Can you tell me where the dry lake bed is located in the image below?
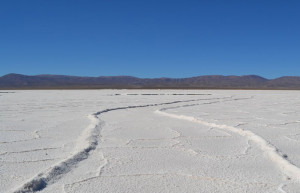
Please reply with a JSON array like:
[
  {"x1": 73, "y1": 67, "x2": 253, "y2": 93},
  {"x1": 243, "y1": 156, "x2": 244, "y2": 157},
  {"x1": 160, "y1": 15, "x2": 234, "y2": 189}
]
[{"x1": 1, "y1": 90, "x2": 300, "y2": 193}]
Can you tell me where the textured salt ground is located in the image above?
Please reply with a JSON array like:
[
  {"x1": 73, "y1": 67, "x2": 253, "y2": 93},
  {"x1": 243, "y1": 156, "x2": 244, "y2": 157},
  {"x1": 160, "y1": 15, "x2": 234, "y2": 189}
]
[
  {"x1": 158, "y1": 91, "x2": 300, "y2": 192},
  {"x1": 41, "y1": 107, "x2": 282, "y2": 193},
  {"x1": 1, "y1": 90, "x2": 300, "y2": 192},
  {"x1": 0, "y1": 90, "x2": 206, "y2": 192}
]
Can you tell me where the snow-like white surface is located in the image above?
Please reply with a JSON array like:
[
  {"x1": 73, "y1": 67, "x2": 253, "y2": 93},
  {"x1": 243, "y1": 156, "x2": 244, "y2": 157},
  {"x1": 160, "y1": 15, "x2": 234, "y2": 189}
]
[{"x1": 1, "y1": 90, "x2": 300, "y2": 192}]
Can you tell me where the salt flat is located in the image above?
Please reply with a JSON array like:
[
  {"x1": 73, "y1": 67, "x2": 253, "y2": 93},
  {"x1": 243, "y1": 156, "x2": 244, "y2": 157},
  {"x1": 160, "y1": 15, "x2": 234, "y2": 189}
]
[{"x1": 1, "y1": 90, "x2": 300, "y2": 193}]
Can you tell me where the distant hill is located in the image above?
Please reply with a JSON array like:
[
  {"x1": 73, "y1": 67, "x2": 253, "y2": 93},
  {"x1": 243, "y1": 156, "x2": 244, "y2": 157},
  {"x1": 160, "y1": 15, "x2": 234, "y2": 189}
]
[{"x1": 1, "y1": 73, "x2": 300, "y2": 89}]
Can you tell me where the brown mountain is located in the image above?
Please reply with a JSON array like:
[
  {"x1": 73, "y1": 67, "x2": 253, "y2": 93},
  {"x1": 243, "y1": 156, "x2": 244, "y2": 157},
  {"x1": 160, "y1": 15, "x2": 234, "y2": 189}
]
[{"x1": 0, "y1": 73, "x2": 300, "y2": 89}]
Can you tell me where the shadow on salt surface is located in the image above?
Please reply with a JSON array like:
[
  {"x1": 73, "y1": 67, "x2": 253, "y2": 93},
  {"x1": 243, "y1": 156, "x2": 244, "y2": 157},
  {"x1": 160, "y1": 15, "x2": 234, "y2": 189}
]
[
  {"x1": 0, "y1": 91, "x2": 15, "y2": 93},
  {"x1": 113, "y1": 93, "x2": 211, "y2": 96}
]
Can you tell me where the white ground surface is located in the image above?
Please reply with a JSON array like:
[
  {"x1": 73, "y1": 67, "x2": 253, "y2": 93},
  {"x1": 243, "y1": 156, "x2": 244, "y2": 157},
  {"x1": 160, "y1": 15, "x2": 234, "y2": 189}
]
[{"x1": 1, "y1": 90, "x2": 300, "y2": 193}]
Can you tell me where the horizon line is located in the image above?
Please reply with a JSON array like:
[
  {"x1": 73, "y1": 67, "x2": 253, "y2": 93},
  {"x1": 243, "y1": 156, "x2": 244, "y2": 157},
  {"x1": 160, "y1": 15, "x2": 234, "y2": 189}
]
[{"x1": 1, "y1": 73, "x2": 300, "y2": 80}]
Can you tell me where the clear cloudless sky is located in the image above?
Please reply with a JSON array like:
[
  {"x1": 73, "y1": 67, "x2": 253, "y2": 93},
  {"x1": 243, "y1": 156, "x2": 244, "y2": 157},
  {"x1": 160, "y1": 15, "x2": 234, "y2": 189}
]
[{"x1": 0, "y1": 0, "x2": 300, "y2": 78}]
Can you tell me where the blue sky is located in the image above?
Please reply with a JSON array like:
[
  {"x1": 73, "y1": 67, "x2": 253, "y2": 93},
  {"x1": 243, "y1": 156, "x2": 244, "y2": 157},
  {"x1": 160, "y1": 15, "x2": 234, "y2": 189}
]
[{"x1": 0, "y1": 0, "x2": 299, "y2": 78}]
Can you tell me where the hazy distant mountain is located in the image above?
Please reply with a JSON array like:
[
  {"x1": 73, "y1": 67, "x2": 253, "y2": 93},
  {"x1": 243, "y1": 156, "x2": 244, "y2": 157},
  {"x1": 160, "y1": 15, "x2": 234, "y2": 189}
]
[{"x1": 1, "y1": 73, "x2": 300, "y2": 89}]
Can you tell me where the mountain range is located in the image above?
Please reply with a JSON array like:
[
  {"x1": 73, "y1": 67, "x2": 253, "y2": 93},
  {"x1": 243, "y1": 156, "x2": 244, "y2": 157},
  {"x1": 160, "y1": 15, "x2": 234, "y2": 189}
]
[{"x1": 1, "y1": 73, "x2": 300, "y2": 89}]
